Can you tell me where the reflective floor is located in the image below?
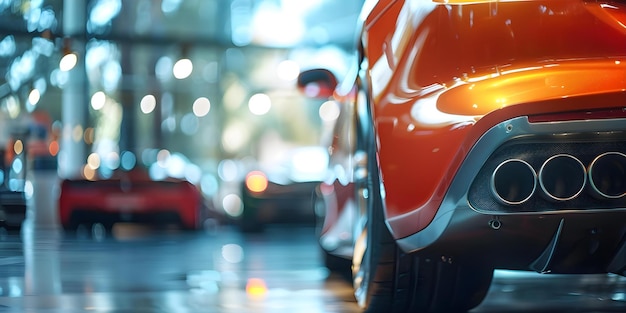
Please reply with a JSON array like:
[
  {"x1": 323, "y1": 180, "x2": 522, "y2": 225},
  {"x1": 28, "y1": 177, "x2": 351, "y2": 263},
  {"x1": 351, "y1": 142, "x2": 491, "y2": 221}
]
[{"x1": 0, "y1": 220, "x2": 624, "y2": 313}]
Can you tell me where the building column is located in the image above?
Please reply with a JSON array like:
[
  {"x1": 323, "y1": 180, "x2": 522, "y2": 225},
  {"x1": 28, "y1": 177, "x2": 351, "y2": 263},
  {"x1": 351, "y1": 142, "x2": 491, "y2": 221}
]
[{"x1": 59, "y1": 0, "x2": 88, "y2": 178}]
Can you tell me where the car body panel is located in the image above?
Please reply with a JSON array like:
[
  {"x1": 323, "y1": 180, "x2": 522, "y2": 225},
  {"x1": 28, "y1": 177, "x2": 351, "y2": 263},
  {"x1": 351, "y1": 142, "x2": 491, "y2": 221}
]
[
  {"x1": 361, "y1": 0, "x2": 626, "y2": 240},
  {"x1": 317, "y1": 174, "x2": 358, "y2": 260},
  {"x1": 307, "y1": 87, "x2": 360, "y2": 259},
  {"x1": 298, "y1": 0, "x2": 626, "y2": 310},
  {"x1": 299, "y1": 0, "x2": 626, "y2": 280}
]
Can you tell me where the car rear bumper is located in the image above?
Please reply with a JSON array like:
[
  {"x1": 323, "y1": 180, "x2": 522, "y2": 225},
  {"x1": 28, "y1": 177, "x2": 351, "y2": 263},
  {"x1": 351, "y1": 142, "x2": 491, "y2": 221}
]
[
  {"x1": 58, "y1": 179, "x2": 204, "y2": 230},
  {"x1": 416, "y1": 206, "x2": 626, "y2": 275},
  {"x1": 396, "y1": 114, "x2": 626, "y2": 274}
]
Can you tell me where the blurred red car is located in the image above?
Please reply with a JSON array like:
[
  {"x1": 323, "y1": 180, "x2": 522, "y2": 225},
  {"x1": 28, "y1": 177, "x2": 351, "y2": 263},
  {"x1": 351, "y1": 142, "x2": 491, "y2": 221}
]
[
  {"x1": 299, "y1": 0, "x2": 626, "y2": 312},
  {"x1": 59, "y1": 168, "x2": 209, "y2": 234}
]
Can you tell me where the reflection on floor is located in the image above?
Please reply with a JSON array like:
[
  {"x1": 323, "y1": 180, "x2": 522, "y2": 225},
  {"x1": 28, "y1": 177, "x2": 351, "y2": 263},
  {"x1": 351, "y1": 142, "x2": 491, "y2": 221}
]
[{"x1": 0, "y1": 221, "x2": 621, "y2": 312}]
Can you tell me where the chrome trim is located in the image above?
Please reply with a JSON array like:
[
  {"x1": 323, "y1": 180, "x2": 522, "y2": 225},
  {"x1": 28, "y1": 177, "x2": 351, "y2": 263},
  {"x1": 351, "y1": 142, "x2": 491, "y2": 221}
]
[
  {"x1": 588, "y1": 152, "x2": 626, "y2": 199},
  {"x1": 491, "y1": 159, "x2": 537, "y2": 205},
  {"x1": 538, "y1": 154, "x2": 586, "y2": 201}
]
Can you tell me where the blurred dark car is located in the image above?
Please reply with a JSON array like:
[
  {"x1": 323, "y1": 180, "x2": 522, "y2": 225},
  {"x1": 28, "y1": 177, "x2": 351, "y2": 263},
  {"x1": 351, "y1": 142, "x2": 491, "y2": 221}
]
[
  {"x1": 0, "y1": 132, "x2": 30, "y2": 231},
  {"x1": 238, "y1": 146, "x2": 328, "y2": 232},
  {"x1": 239, "y1": 170, "x2": 319, "y2": 232},
  {"x1": 299, "y1": 0, "x2": 626, "y2": 312},
  {"x1": 0, "y1": 189, "x2": 26, "y2": 231},
  {"x1": 59, "y1": 168, "x2": 211, "y2": 234}
]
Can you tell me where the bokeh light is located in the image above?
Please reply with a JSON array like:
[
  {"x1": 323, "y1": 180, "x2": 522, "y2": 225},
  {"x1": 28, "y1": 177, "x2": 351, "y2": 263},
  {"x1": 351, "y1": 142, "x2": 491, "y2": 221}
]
[
  {"x1": 248, "y1": 93, "x2": 271, "y2": 115},
  {"x1": 222, "y1": 193, "x2": 243, "y2": 217},
  {"x1": 218, "y1": 159, "x2": 240, "y2": 182},
  {"x1": 59, "y1": 53, "x2": 77, "y2": 71},
  {"x1": 28, "y1": 89, "x2": 40, "y2": 106},
  {"x1": 319, "y1": 100, "x2": 340, "y2": 121},
  {"x1": 83, "y1": 164, "x2": 97, "y2": 181},
  {"x1": 11, "y1": 158, "x2": 22, "y2": 174},
  {"x1": 13, "y1": 140, "x2": 23, "y2": 155},
  {"x1": 91, "y1": 91, "x2": 106, "y2": 110},
  {"x1": 120, "y1": 151, "x2": 136, "y2": 170},
  {"x1": 245, "y1": 171, "x2": 268, "y2": 193},
  {"x1": 192, "y1": 97, "x2": 211, "y2": 117},
  {"x1": 173, "y1": 58, "x2": 193, "y2": 79},
  {"x1": 87, "y1": 153, "x2": 101, "y2": 170},
  {"x1": 72, "y1": 125, "x2": 83, "y2": 143},
  {"x1": 221, "y1": 244, "x2": 244, "y2": 263},
  {"x1": 140, "y1": 94, "x2": 157, "y2": 114},
  {"x1": 246, "y1": 278, "x2": 268, "y2": 299}
]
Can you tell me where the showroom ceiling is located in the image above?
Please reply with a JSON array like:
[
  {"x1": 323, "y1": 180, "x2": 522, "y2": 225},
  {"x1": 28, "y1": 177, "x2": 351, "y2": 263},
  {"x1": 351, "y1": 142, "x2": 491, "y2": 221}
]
[{"x1": 0, "y1": 0, "x2": 365, "y2": 49}]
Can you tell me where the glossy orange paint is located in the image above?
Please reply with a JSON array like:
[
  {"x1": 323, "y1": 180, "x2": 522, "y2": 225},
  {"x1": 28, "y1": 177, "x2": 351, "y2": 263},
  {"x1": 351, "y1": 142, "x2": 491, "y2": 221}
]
[{"x1": 363, "y1": 0, "x2": 626, "y2": 239}]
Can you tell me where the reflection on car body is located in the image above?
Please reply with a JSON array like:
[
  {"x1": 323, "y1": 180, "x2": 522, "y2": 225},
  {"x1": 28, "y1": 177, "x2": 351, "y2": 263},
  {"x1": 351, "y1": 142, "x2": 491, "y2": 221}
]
[
  {"x1": 58, "y1": 168, "x2": 210, "y2": 234},
  {"x1": 299, "y1": 0, "x2": 626, "y2": 312}
]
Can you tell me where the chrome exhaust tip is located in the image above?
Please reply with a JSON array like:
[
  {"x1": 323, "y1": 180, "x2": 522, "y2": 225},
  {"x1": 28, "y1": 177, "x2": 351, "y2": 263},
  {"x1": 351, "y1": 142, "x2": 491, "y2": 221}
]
[
  {"x1": 491, "y1": 159, "x2": 537, "y2": 205},
  {"x1": 588, "y1": 152, "x2": 626, "y2": 199},
  {"x1": 538, "y1": 154, "x2": 586, "y2": 201}
]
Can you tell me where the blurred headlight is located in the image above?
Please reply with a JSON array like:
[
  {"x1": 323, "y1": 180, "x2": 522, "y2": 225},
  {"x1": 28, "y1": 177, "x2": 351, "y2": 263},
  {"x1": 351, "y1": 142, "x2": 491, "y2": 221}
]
[{"x1": 245, "y1": 171, "x2": 268, "y2": 193}]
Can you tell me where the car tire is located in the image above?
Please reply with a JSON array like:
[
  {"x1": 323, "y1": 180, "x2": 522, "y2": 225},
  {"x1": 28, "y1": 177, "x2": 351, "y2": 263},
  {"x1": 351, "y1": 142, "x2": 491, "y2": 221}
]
[
  {"x1": 352, "y1": 142, "x2": 403, "y2": 311},
  {"x1": 353, "y1": 138, "x2": 494, "y2": 312},
  {"x1": 64, "y1": 221, "x2": 113, "y2": 239}
]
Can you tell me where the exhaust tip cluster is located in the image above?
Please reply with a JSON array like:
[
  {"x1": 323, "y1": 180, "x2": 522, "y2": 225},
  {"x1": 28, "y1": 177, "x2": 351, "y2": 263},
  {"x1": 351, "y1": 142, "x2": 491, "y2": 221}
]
[{"x1": 491, "y1": 152, "x2": 626, "y2": 205}]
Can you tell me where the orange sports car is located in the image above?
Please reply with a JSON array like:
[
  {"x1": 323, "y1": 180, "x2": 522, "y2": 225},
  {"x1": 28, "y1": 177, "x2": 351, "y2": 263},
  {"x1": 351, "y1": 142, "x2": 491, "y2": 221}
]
[{"x1": 299, "y1": 0, "x2": 626, "y2": 312}]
